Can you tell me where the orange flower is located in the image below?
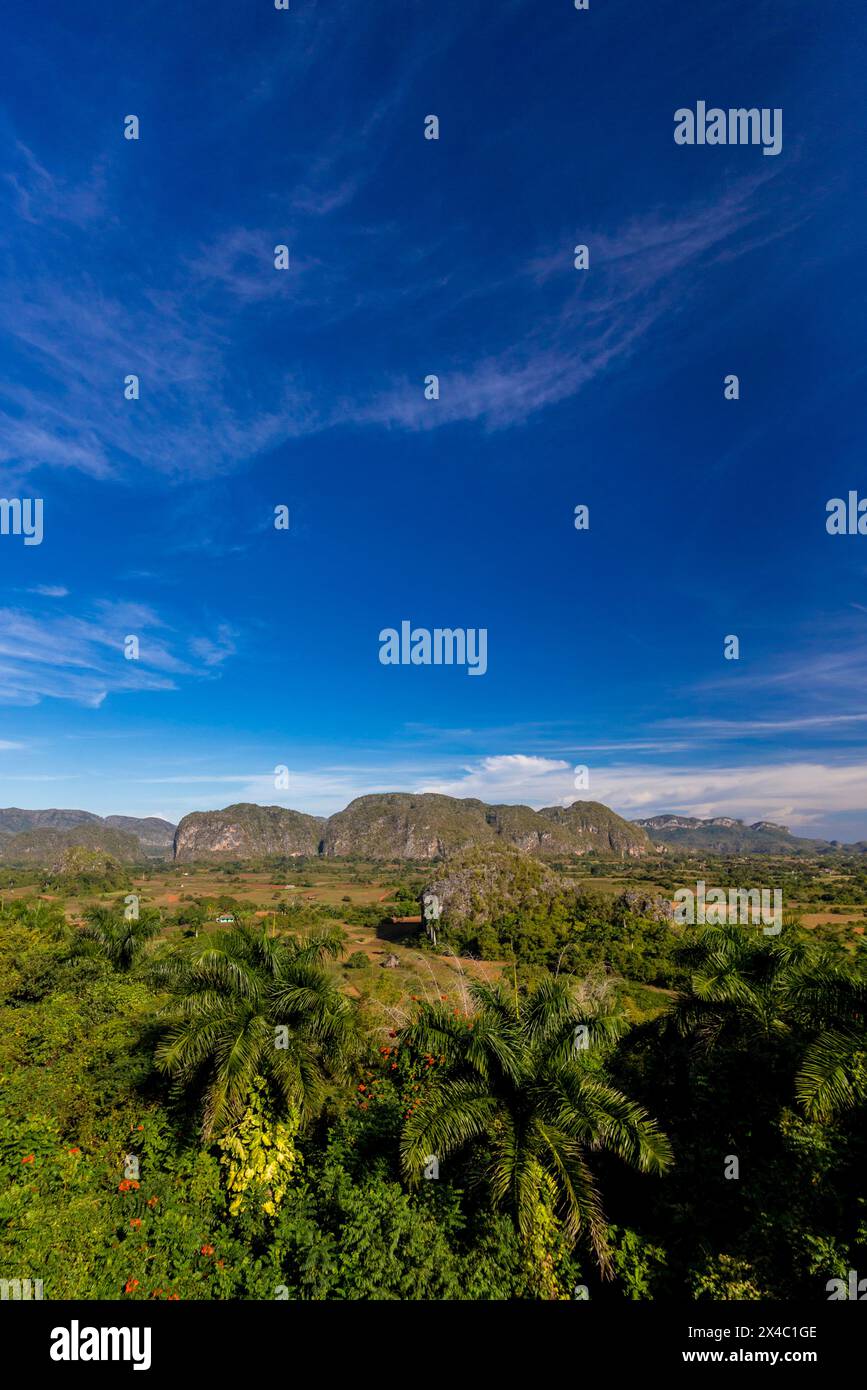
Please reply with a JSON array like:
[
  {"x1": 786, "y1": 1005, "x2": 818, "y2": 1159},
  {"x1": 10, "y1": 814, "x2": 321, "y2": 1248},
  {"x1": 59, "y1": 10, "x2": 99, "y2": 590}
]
[
  {"x1": 391, "y1": 1062, "x2": 398, "y2": 1070},
  {"x1": 147, "y1": 1196, "x2": 159, "y2": 1208},
  {"x1": 68, "y1": 1147, "x2": 81, "y2": 1156},
  {"x1": 124, "y1": 1278, "x2": 139, "y2": 1293},
  {"x1": 216, "y1": 1260, "x2": 225, "y2": 1269},
  {"x1": 358, "y1": 1084, "x2": 366, "y2": 1092},
  {"x1": 21, "y1": 1154, "x2": 34, "y2": 1164},
  {"x1": 200, "y1": 1244, "x2": 215, "y2": 1257},
  {"x1": 130, "y1": 1218, "x2": 142, "y2": 1229}
]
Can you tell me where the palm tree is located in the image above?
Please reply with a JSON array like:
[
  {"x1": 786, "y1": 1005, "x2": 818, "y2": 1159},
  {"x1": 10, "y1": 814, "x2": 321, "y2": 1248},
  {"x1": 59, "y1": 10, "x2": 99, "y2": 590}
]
[
  {"x1": 2, "y1": 897, "x2": 69, "y2": 940},
  {"x1": 666, "y1": 922, "x2": 808, "y2": 1049},
  {"x1": 790, "y1": 963, "x2": 867, "y2": 1120},
  {"x1": 665, "y1": 923, "x2": 867, "y2": 1123},
  {"x1": 74, "y1": 905, "x2": 161, "y2": 971},
  {"x1": 398, "y1": 976, "x2": 671, "y2": 1283},
  {"x1": 155, "y1": 921, "x2": 354, "y2": 1139}
]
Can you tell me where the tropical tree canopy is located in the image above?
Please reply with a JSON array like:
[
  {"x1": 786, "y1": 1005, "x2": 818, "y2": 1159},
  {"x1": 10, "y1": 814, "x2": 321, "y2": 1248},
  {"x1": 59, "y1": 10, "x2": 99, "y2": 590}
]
[
  {"x1": 74, "y1": 904, "x2": 162, "y2": 972},
  {"x1": 155, "y1": 921, "x2": 355, "y2": 1138},
  {"x1": 398, "y1": 975, "x2": 672, "y2": 1278}
]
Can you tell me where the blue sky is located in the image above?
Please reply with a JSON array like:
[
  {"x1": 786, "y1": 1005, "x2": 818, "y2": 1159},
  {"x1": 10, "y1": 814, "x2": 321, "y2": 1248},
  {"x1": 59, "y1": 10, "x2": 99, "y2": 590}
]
[{"x1": 1, "y1": 0, "x2": 866, "y2": 838}]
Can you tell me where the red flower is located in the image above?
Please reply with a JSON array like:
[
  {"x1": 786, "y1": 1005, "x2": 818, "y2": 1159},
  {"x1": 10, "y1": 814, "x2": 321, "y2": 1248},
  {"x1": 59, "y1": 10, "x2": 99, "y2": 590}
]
[
  {"x1": 21, "y1": 1154, "x2": 34, "y2": 1164},
  {"x1": 124, "y1": 1279, "x2": 139, "y2": 1293},
  {"x1": 68, "y1": 1147, "x2": 81, "y2": 1156},
  {"x1": 358, "y1": 1084, "x2": 366, "y2": 1092},
  {"x1": 200, "y1": 1244, "x2": 215, "y2": 1257},
  {"x1": 130, "y1": 1218, "x2": 142, "y2": 1229},
  {"x1": 391, "y1": 1062, "x2": 398, "y2": 1070}
]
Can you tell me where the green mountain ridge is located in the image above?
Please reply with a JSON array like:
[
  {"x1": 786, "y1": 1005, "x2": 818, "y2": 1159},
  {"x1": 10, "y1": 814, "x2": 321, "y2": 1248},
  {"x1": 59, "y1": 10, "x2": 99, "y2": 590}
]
[
  {"x1": 0, "y1": 824, "x2": 143, "y2": 865},
  {"x1": 0, "y1": 800, "x2": 857, "y2": 866},
  {"x1": 0, "y1": 808, "x2": 175, "y2": 858},
  {"x1": 175, "y1": 793, "x2": 652, "y2": 862},
  {"x1": 632, "y1": 814, "x2": 835, "y2": 854},
  {"x1": 173, "y1": 803, "x2": 325, "y2": 861}
]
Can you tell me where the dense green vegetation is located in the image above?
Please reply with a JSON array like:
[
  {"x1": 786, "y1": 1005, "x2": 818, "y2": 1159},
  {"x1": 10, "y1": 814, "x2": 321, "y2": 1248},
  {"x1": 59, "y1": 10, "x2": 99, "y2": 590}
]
[{"x1": 1, "y1": 869, "x2": 865, "y2": 1301}]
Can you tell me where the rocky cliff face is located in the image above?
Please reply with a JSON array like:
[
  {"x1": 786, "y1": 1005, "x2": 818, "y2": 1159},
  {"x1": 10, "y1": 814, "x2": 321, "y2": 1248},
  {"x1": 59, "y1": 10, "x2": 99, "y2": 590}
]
[
  {"x1": 320, "y1": 794, "x2": 493, "y2": 859},
  {"x1": 421, "y1": 844, "x2": 566, "y2": 930},
  {"x1": 319, "y1": 793, "x2": 650, "y2": 861},
  {"x1": 172, "y1": 793, "x2": 650, "y2": 862},
  {"x1": 173, "y1": 803, "x2": 325, "y2": 861},
  {"x1": 537, "y1": 801, "x2": 652, "y2": 857}
]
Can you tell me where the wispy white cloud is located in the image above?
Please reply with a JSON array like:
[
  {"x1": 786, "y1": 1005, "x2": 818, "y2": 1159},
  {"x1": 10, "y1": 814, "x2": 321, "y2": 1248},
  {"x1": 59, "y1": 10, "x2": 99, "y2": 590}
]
[
  {"x1": 0, "y1": 600, "x2": 238, "y2": 708},
  {"x1": 348, "y1": 177, "x2": 793, "y2": 433},
  {"x1": 421, "y1": 753, "x2": 867, "y2": 830},
  {"x1": 661, "y1": 712, "x2": 867, "y2": 736},
  {"x1": 2, "y1": 141, "x2": 107, "y2": 228},
  {"x1": 0, "y1": 124, "x2": 795, "y2": 486},
  {"x1": 118, "y1": 749, "x2": 867, "y2": 830},
  {"x1": 189, "y1": 625, "x2": 238, "y2": 668}
]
